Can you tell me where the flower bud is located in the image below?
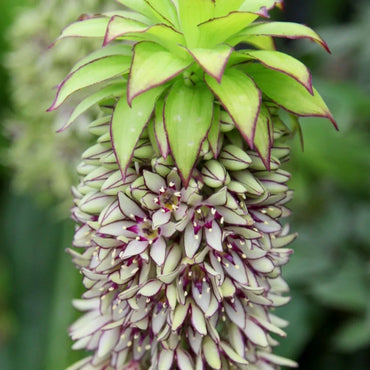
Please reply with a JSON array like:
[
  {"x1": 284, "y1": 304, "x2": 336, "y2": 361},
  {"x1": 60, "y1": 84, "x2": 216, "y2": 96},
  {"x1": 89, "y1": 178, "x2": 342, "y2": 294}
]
[
  {"x1": 201, "y1": 160, "x2": 230, "y2": 188},
  {"x1": 247, "y1": 152, "x2": 280, "y2": 171},
  {"x1": 134, "y1": 139, "x2": 155, "y2": 159},
  {"x1": 127, "y1": 176, "x2": 147, "y2": 202},
  {"x1": 220, "y1": 111, "x2": 234, "y2": 132},
  {"x1": 219, "y1": 144, "x2": 252, "y2": 171},
  {"x1": 88, "y1": 116, "x2": 110, "y2": 136},
  {"x1": 151, "y1": 156, "x2": 175, "y2": 177}
]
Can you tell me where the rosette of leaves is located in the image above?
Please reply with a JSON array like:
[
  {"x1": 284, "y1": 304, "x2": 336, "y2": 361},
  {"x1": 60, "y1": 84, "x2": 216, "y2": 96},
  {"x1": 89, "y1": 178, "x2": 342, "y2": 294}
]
[
  {"x1": 48, "y1": 1, "x2": 337, "y2": 369},
  {"x1": 4, "y1": 0, "x2": 109, "y2": 210}
]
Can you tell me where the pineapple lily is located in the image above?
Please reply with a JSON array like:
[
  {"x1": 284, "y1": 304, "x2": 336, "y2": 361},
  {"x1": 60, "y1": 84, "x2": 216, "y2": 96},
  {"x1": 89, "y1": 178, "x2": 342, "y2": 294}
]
[{"x1": 48, "y1": 0, "x2": 337, "y2": 369}]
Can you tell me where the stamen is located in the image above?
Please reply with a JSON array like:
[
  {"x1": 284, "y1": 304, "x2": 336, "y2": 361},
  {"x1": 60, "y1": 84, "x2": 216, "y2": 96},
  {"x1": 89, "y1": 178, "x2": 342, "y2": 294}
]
[
  {"x1": 145, "y1": 345, "x2": 151, "y2": 350},
  {"x1": 169, "y1": 181, "x2": 175, "y2": 187},
  {"x1": 159, "y1": 187, "x2": 165, "y2": 193},
  {"x1": 211, "y1": 208, "x2": 216, "y2": 215},
  {"x1": 174, "y1": 191, "x2": 181, "y2": 197}
]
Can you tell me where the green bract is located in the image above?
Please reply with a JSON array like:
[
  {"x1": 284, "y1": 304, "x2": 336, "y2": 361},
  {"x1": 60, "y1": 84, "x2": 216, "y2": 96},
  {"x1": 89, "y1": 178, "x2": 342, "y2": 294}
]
[
  {"x1": 49, "y1": 0, "x2": 336, "y2": 184},
  {"x1": 49, "y1": 1, "x2": 337, "y2": 369}
]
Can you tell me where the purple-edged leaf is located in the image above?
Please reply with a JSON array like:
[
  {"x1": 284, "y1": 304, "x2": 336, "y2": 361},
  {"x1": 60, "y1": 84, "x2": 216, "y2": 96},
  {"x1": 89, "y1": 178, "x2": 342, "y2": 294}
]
[
  {"x1": 147, "y1": 119, "x2": 161, "y2": 156},
  {"x1": 207, "y1": 104, "x2": 221, "y2": 158},
  {"x1": 53, "y1": 17, "x2": 109, "y2": 44},
  {"x1": 178, "y1": 0, "x2": 215, "y2": 48},
  {"x1": 164, "y1": 81, "x2": 214, "y2": 185},
  {"x1": 145, "y1": 0, "x2": 180, "y2": 28},
  {"x1": 103, "y1": 15, "x2": 148, "y2": 45},
  {"x1": 243, "y1": 35, "x2": 276, "y2": 50},
  {"x1": 71, "y1": 44, "x2": 132, "y2": 73},
  {"x1": 59, "y1": 83, "x2": 125, "y2": 132},
  {"x1": 240, "y1": 50, "x2": 313, "y2": 92},
  {"x1": 239, "y1": 0, "x2": 283, "y2": 12},
  {"x1": 154, "y1": 98, "x2": 170, "y2": 158},
  {"x1": 230, "y1": 21, "x2": 330, "y2": 52},
  {"x1": 214, "y1": 0, "x2": 244, "y2": 17},
  {"x1": 198, "y1": 11, "x2": 267, "y2": 48},
  {"x1": 128, "y1": 42, "x2": 191, "y2": 104},
  {"x1": 205, "y1": 68, "x2": 261, "y2": 148},
  {"x1": 48, "y1": 55, "x2": 130, "y2": 111},
  {"x1": 254, "y1": 105, "x2": 272, "y2": 170},
  {"x1": 245, "y1": 64, "x2": 337, "y2": 128},
  {"x1": 187, "y1": 44, "x2": 233, "y2": 82},
  {"x1": 111, "y1": 85, "x2": 166, "y2": 179},
  {"x1": 116, "y1": 0, "x2": 158, "y2": 21}
]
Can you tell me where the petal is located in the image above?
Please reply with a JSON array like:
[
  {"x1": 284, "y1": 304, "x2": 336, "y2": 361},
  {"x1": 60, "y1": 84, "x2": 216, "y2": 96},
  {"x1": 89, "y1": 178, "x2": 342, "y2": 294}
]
[
  {"x1": 121, "y1": 240, "x2": 148, "y2": 259},
  {"x1": 118, "y1": 192, "x2": 146, "y2": 219},
  {"x1": 204, "y1": 187, "x2": 228, "y2": 206},
  {"x1": 191, "y1": 304, "x2": 207, "y2": 335},
  {"x1": 150, "y1": 237, "x2": 167, "y2": 266},
  {"x1": 205, "y1": 221, "x2": 223, "y2": 252},
  {"x1": 158, "y1": 349, "x2": 174, "y2": 370},
  {"x1": 152, "y1": 209, "x2": 171, "y2": 229},
  {"x1": 184, "y1": 223, "x2": 202, "y2": 258},
  {"x1": 143, "y1": 170, "x2": 167, "y2": 193},
  {"x1": 161, "y1": 221, "x2": 177, "y2": 237},
  {"x1": 139, "y1": 279, "x2": 163, "y2": 297}
]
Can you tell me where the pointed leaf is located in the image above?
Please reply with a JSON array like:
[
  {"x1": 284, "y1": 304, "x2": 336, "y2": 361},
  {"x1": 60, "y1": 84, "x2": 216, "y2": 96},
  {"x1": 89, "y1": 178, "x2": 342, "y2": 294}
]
[
  {"x1": 240, "y1": 50, "x2": 313, "y2": 92},
  {"x1": 116, "y1": 0, "x2": 158, "y2": 21},
  {"x1": 129, "y1": 24, "x2": 186, "y2": 55},
  {"x1": 202, "y1": 336, "x2": 221, "y2": 369},
  {"x1": 128, "y1": 42, "x2": 191, "y2": 104},
  {"x1": 245, "y1": 64, "x2": 337, "y2": 128},
  {"x1": 145, "y1": 0, "x2": 180, "y2": 28},
  {"x1": 254, "y1": 105, "x2": 272, "y2": 169},
  {"x1": 59, "y1": 83, "x2": 125, "y2": 132},
  {"x1": 239, "y1": 0, "x2": 283, "y2": 12},
  {"x1": 103, "y1": 15, "x2": 148, "y2": 45},
  {"x1": 187, "y1": 44, "x2": 233, "y2": 82},
  {"x1": 154, "y1": 98, "x2": 170, "y2": 158},
  {"x1": 71, "y1": 44, "x2": 132, "y2": 73},
  {"x1": 198, "y1": 11, "x2": 266, "y2": 48},
  {"x1": 207, "y1": 104, "x2": 221, "y2": 157},
  {"x1": 205, "y1": 68, "x2": 261, "y2": 148},
  {"x1": 53, "y1": 17, "x2": 109, "y2": 44},
  {"x1": 230, "y1": 21, "x2": 330, "y2": 52},
  {"x1": 214, "y1": 0, "x2": 244, "y2": 17},
  {"x1": 178, "y1": 0, "x2": 215, "y2": 48},
  {"x1": 243, "y1": 35, "x2": 276, "y2": 50},
  {"x1": 164, "y1": 81, "x2": 214, "y2": 184},
  {"x1": 48, "y1": 55, "x2": 130, "y2": 110},
  {"x1": 111, "y1": 86, "x2": 166, "y2": 179}
]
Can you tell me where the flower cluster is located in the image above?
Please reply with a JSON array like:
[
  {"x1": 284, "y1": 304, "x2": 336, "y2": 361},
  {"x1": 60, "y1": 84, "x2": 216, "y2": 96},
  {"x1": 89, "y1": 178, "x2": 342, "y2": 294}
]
[
  {"x1": 47, "y1": 0, "x2": 336, "y2": 368},
  {"x1": 68, "y1": 108, "x2": 298, "y2": 369}
]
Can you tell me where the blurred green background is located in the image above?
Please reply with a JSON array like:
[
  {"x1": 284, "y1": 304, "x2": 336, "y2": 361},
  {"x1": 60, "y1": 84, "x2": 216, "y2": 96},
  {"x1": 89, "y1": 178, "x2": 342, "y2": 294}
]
[{"x1": 0, "y1": 0, "x2": 369, "y2": 369}]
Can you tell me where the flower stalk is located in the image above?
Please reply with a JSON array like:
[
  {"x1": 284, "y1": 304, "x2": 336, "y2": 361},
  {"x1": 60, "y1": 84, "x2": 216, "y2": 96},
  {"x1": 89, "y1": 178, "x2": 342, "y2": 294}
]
[{"x1": 49, "y1": 1, "x2": 336, "y2": 369}]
